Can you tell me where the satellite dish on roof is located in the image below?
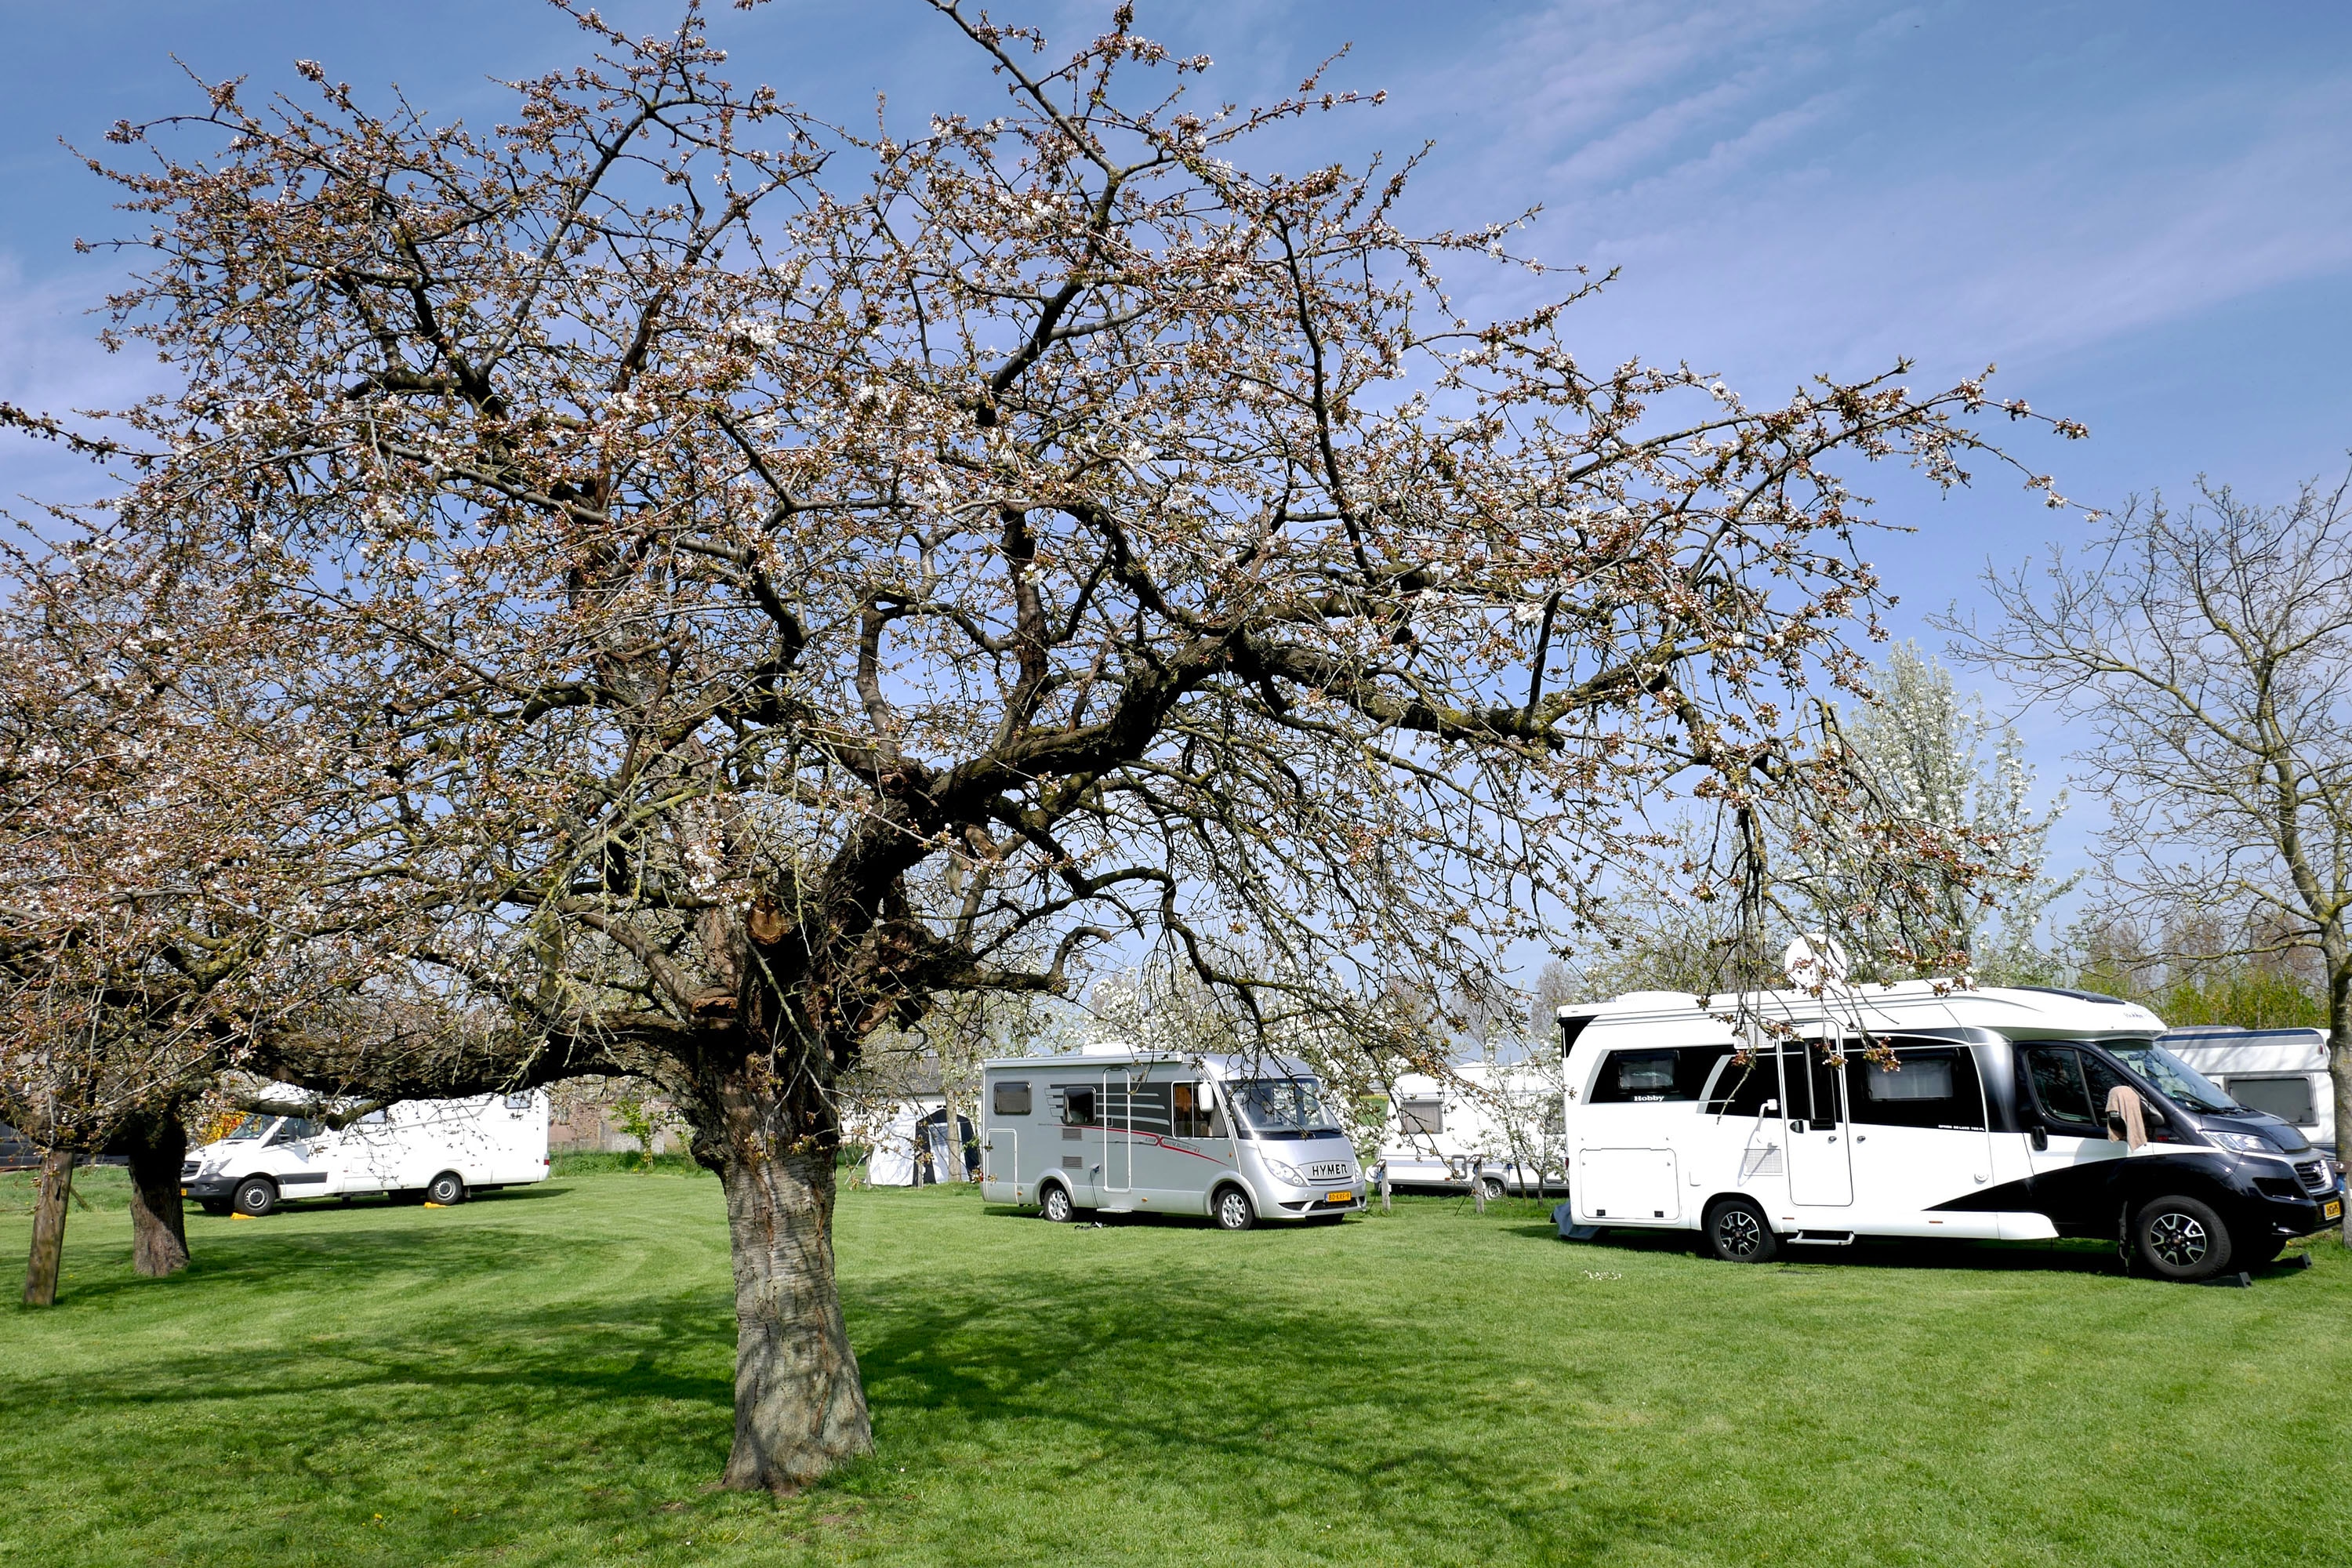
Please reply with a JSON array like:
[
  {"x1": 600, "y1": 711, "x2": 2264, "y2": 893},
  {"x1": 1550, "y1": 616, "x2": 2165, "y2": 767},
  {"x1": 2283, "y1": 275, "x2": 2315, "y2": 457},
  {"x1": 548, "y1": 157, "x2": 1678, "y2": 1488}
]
[{"x1": 1782, "y1": 933, "x2": 1850, "y2": 988}]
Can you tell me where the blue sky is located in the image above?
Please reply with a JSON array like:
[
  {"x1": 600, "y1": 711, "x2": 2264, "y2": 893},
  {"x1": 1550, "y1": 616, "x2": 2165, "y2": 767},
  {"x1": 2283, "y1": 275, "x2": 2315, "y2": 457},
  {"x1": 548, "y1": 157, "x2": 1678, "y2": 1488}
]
[{"x1": 3, "y1": 0, "x2": 2348, "y2": 892}]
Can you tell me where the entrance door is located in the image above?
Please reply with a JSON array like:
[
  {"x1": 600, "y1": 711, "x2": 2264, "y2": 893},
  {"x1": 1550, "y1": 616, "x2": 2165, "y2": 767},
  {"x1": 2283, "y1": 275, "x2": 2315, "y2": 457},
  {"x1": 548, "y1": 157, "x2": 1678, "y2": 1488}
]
[
  {"x1": 1101, "y1": 1069, "x2": 1134, "y2": 1200},
  {"x1": 1780, "y1": 1035, "x2": 1853, "y2": 1207}
]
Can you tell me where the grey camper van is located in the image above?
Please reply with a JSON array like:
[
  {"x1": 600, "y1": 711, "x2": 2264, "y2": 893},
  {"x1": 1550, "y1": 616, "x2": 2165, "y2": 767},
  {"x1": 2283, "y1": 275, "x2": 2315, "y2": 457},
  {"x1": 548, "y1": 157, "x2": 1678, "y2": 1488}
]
[{"x1": 979, "y1": 1050, "x2": 1367, "y2": 1229}]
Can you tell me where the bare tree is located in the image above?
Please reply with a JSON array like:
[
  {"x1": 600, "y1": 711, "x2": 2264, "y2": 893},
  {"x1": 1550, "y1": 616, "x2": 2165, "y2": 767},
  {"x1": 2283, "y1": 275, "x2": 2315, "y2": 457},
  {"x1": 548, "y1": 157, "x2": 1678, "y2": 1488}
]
[
  {"x1": 0, "y1": 525, "x2": 332, "y2": 1296},
  {"x1": 6, "y1": 1, "x2": 2068, "y2": 1486},
  {"x1": 1955, "y1": 475, "x2": 2352, "y2": 1237}
]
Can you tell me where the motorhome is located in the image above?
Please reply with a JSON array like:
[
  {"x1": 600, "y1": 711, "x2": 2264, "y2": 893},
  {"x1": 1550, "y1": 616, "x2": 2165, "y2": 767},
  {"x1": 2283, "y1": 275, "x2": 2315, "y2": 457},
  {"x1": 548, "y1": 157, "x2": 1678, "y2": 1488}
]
[
  {"x1": 1555, "y1": 982, "x2": 2341, "y2": 1281},
  {"x1": 1374, "y1": 1060, "x2": 1565, "y2": 1197},
  {"x1": 979, "y1": 1050, "x2": 1366, "y2": 1229},
  {"x1": 2161, "y1": 1026, "x2": 2338, "y2": 1153},
  {"x1": 180, "y1": 1091, "x2": 551, "y2": 1216}
]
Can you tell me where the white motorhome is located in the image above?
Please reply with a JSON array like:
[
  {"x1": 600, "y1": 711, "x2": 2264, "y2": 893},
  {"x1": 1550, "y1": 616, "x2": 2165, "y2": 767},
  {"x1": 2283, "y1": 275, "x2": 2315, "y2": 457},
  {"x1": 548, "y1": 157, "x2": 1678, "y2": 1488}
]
[
  {"x1": 1375, "y1": 1060, "x2": 1565, "y2": 1197},
  {"x1": 181, "y1": 1091, "x2": 551, "y2": 1216},
  {"x1": 979, "y1": 1050, "x2": 1366, "y2": 1229},
  {"x1": 2161, "y1": 1026, "x2": 2337, "y2": 1153},
  {"x1": 1556, "y1": 983, "x2": 2341, "y2": 1281}
]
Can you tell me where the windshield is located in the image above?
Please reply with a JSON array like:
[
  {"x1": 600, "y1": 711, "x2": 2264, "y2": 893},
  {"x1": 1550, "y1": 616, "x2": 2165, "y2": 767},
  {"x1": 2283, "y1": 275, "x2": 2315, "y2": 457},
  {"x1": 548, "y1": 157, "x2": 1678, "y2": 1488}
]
[
  {"x1": 2102, "y1": 1043, "x2": 2242, "y2": 1116},
  {"x1": 222, "y1": 1115, "x2": 277, "y2": 1142},
  {"x1": 1229, "y1": 1078, "x2": 1341, "y2": 1137}
]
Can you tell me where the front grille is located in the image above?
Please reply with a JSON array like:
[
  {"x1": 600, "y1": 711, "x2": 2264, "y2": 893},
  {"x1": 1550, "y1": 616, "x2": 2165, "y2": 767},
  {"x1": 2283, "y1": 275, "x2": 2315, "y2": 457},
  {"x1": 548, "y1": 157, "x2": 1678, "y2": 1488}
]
[
  {"x1": 180, "y1": 1160, "x2": 199, "y2": 1179},
  {"x1": 2295, "y1": 1159, "x2": 2332, "y2": 1194}
]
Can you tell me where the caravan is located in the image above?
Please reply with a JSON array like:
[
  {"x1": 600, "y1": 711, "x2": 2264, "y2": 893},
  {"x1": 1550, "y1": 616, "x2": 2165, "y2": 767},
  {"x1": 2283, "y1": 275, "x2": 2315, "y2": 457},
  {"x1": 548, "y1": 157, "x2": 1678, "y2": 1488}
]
[
  {"x1": 1556, "y1": 982, "x2": 2342, "y2": 1281},
  {"x1": 2161, "y1": 1026, "x2": 2338, "y2": 1153},
  {"x1": 979, "y1": 1050, "x2": 1366, "y2": 1229},
  {"x1": 181, "y1": 1092, "x2": 550, "y2": 1215},
  {"x1": 1374, "y1": 1061, "x2": 1565, "y2": 1196}
]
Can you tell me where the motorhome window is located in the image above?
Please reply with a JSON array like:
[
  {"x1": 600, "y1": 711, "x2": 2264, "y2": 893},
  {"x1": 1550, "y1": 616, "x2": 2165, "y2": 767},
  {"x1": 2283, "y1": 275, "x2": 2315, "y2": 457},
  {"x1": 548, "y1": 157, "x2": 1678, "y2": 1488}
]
[
  {"x1": 1777, "y1": 1040, "x2": 1844, "y2": 1130},
  {"x1": 1591, "y1": 1047, "x2": 1730, "y2": 1105},
  {"x1": 2226, "y1": 1075, "x2": 2317, "y2": 1125},
  {"x1": 2077, "y1": 1048, "x2": 2184, "y2": 1141},
  {"x1": 223, "y1": 1115, "x2": 274, "y2": 1141},
  {"x1": 1172, "y1": 1082, "x2": 1219, "y2": 1138},
  {"x1": 1398, "y1": 1099, "x2": 1444, "y2": 1135},
  {"x1": 2102, "y1": 1043, "x2": 2240, "y2": 1115},
  {"x1": 1057, "y1": 1086, "x2": 1098, "y2": 1127},
  {"x1": 993, "y1": 1081, "x2": 1033, "y2": 1118},
  {"x1": 1229, "y1": 1079, "x2": 1341, "y2": 1138},
  {"x1": 1110, "y1": 1081, "x2": 1174, "y2": 1136},
  {"x1": 1704, "y1": 1055, "x2": 1774, "y2": 1116},
  {"x1": 1540, "y1": 1097, "x2": 1566, "y2": 1135},
  {"x1": 502, "y1": 1093, "x2": 534, "y2": 1110},
  {"x1": 1846, "y1": 1047, "x2": 1986, "y2": 1131},
  {"x1": 2022, "y1": 1047, "x2": 2098, "y2": 1129}
]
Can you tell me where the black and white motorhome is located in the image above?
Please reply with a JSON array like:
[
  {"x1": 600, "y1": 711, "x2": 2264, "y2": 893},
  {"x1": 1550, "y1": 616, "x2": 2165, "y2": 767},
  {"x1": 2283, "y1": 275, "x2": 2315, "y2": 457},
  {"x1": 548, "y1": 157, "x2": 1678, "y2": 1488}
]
[
  {"x1": 2161, "y1": 1025, "x2": 2338, "y2": 1154},
  {"x1": 1556, "y1": 982, "x2": 2343, "y2": 1281},
  {"x1": 979, "y1": 1050, "x2": 1366, "y2": 1229}
]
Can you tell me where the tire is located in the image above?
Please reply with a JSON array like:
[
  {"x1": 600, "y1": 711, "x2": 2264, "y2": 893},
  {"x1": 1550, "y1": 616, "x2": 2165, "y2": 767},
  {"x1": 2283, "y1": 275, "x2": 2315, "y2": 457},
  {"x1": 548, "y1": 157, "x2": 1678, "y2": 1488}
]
[
  {"x1": 198, "y1": 1200, "x2": 231, "y2": 1217},
  {"x1": 1212, "y1": 1185, "x2": 1257, "y2": 1232},
  {"x1": 1705, "y1": 1196, "x2": 1778, "y2": 1263},
  {"x1": 231, "y1": 1177, "x2": 279, "y2": 1217},
  {"x1": 425, "y1": 1171, "x2": 466, "y2": 1207},
  {"x1": 1039, "y1": 1182, "x2": 1074, "y2": 1223},
  {"x1": 2133, "y1": 1194, "x2": 2234, "y2": 1282},
  {"x1": 1479, "y1": 1175, "x2": 1507, "y2": 1201}
]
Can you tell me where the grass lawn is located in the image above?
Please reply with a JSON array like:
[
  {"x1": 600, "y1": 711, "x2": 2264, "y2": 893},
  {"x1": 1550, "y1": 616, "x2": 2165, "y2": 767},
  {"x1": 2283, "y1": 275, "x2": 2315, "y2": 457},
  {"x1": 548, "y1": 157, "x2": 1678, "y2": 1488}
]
[{"x1": 3, "y1": 1165, "x2": 2349, "y2": 1566}]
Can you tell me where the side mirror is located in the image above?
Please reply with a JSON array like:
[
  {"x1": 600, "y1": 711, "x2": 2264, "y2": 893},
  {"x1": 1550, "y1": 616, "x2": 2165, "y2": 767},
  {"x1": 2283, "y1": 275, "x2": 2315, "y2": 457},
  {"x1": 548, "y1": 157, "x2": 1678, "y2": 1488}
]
[
  {"x1": 2103, "y1": 1111, "x2": 2128, "y2": 1137},
  {"x1": 2028, "y1": 1123, "x2": 2049, "y2": 1152}
]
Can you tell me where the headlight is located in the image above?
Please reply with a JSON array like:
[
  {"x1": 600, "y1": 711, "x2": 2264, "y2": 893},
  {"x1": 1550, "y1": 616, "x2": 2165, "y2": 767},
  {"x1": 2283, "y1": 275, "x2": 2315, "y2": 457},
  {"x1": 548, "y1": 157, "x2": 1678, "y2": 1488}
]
[
  {"x1": 1263, "y1": 1157, "x2": 1305, "y2": 1185},
  {"x1": 2204, "y1": 1129, "x2": 2274, "y2": 1155}
]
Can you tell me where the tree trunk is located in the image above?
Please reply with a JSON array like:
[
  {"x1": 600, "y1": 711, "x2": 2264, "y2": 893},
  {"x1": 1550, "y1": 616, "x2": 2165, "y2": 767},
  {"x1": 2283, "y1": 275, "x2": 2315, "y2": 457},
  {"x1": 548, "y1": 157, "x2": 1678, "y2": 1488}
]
[
  {"x1": 123, "y1": 1109, "x2": 192, "y2": 1278},
  {"x1": 22, "y1": 1149, "x2": 74, "y2": 1306},
  {"x1": 713, "y1": 1138, "x2": 873, "y2": 1490},
  {"x1": 2331, "y1": 1025, "x2": 2351, "y2": 1248}
]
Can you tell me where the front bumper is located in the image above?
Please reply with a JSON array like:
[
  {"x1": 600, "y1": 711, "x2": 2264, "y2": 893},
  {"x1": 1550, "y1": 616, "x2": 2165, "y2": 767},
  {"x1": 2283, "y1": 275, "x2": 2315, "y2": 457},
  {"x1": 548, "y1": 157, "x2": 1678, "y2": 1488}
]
[
  {"x1": 1272, "y1": 1185, "x2": 1367, "y2": 1217},
  {"x1": 2238, "y1": 1174, "x2": 2340, "y2": 1238},
  {"x1": 181, "y1": 1175, "x2": 234, "y2": 1199}
]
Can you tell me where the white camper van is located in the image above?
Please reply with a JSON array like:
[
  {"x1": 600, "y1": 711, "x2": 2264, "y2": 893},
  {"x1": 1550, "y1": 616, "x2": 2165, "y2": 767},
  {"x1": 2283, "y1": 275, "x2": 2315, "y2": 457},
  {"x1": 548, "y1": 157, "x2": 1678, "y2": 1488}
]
[
  {"x1": 181, "y1": 1091, "x2": 551, "y2": 1216},
  {"x1": 1376, "y1": 1061, "x2": 1565, "y2": 1197},
  {"x1": 2161, "y1": 1026, "x2": 2338, "y2": 1153},
  {"x1": 1556, "y1": 983, "x2": 2341, "y2": 1281},
  {"x1": 979, "y1": 1051, "x2": 1366, "y2": 1229}
]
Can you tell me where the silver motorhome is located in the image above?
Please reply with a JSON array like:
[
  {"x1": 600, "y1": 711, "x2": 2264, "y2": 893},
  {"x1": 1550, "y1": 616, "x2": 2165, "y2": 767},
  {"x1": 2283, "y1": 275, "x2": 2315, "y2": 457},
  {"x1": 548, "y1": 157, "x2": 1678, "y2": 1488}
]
[
  {"x1": 1556, "y1": 982, "x2": 2340, "y2": 1281},
  {"x1": 979, "y1": 1051, "x2": 1366, "y2": 1229}
]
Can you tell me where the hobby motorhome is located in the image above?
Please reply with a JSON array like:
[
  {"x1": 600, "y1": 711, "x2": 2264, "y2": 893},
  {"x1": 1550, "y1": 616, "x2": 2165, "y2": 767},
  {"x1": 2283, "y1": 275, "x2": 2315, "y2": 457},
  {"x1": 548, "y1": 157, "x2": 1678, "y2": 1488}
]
[
  {"x1": 1556, "y1": 983, "x2": 2340, "y2": 1281},
  {"x1": 979, "y1": 1051, "x2": 1366, "y2": 1229},
  {"x1": 181, "y1": 1091, "x2": 550, "y2": 1215},
  {"x1": 2161, "y1": 1026, "x2": 2339, "y2": 1154}
]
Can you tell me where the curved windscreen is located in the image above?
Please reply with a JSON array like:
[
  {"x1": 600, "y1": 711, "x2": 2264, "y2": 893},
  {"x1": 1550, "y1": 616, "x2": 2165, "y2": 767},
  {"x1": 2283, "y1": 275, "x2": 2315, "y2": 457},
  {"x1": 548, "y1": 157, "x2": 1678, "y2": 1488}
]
[
  {"x1": 1228, "y1": 1078, "x2": 1341, "y2": 1138},
  {"x1": 2102, "y1": 1041, "x2": 2242, "y2": 1115}
]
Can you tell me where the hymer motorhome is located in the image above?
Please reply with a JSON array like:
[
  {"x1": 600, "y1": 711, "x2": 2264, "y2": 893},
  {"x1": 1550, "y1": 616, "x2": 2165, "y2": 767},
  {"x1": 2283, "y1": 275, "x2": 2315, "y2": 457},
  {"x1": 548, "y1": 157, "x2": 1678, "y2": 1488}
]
[
  {"x1": 979, "y1": 1051, "x2": 1367, "y2": 1229},
  {"x1": 1556, "y1": 982, "x2": 2342, "y2": 1281}
]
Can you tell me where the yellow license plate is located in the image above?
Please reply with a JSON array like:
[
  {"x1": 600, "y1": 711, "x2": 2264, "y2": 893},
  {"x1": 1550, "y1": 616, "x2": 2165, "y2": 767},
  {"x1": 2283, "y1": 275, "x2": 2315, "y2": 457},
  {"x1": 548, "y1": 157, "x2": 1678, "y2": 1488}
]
[
  {"x1": 2327, "y1": 1200, "x2": 2343, "y2": 1221},
  {"x1": 1327, "y1": 1191, "x2": 1352, "y2": 1203}
]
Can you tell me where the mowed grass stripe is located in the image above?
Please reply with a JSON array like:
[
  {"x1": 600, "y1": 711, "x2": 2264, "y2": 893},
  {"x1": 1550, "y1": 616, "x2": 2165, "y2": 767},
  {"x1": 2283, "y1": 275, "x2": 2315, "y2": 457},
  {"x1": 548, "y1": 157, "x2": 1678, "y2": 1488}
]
[{"x1": 2, "y1": 1167, "x2": 2346, "y2": 1566}]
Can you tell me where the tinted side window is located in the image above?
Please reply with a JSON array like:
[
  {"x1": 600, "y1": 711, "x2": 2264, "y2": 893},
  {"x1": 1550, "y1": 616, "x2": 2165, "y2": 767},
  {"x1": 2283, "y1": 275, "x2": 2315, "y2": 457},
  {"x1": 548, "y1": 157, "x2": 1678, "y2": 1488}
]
[
  {"x1": 993, "y1": 1081, "x2": 1032, "y2": 1117},
  {"x1": 1588, "y1": 1047, "x2": 1733, "y2": 1105},
  {"x1": 1846, "y1": 1046, "x2": 1986, "y2": 1131},
  {"x1": 1706, "y1": 1054, "x2": 1776, "y2": 1116},
  {"x1": 2023, "y1": 1046, "x2": 2098, "y2": 1128},
  {"x1": 2080, "y1": 1050, "x2": 2180, "y2": 1142}
]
